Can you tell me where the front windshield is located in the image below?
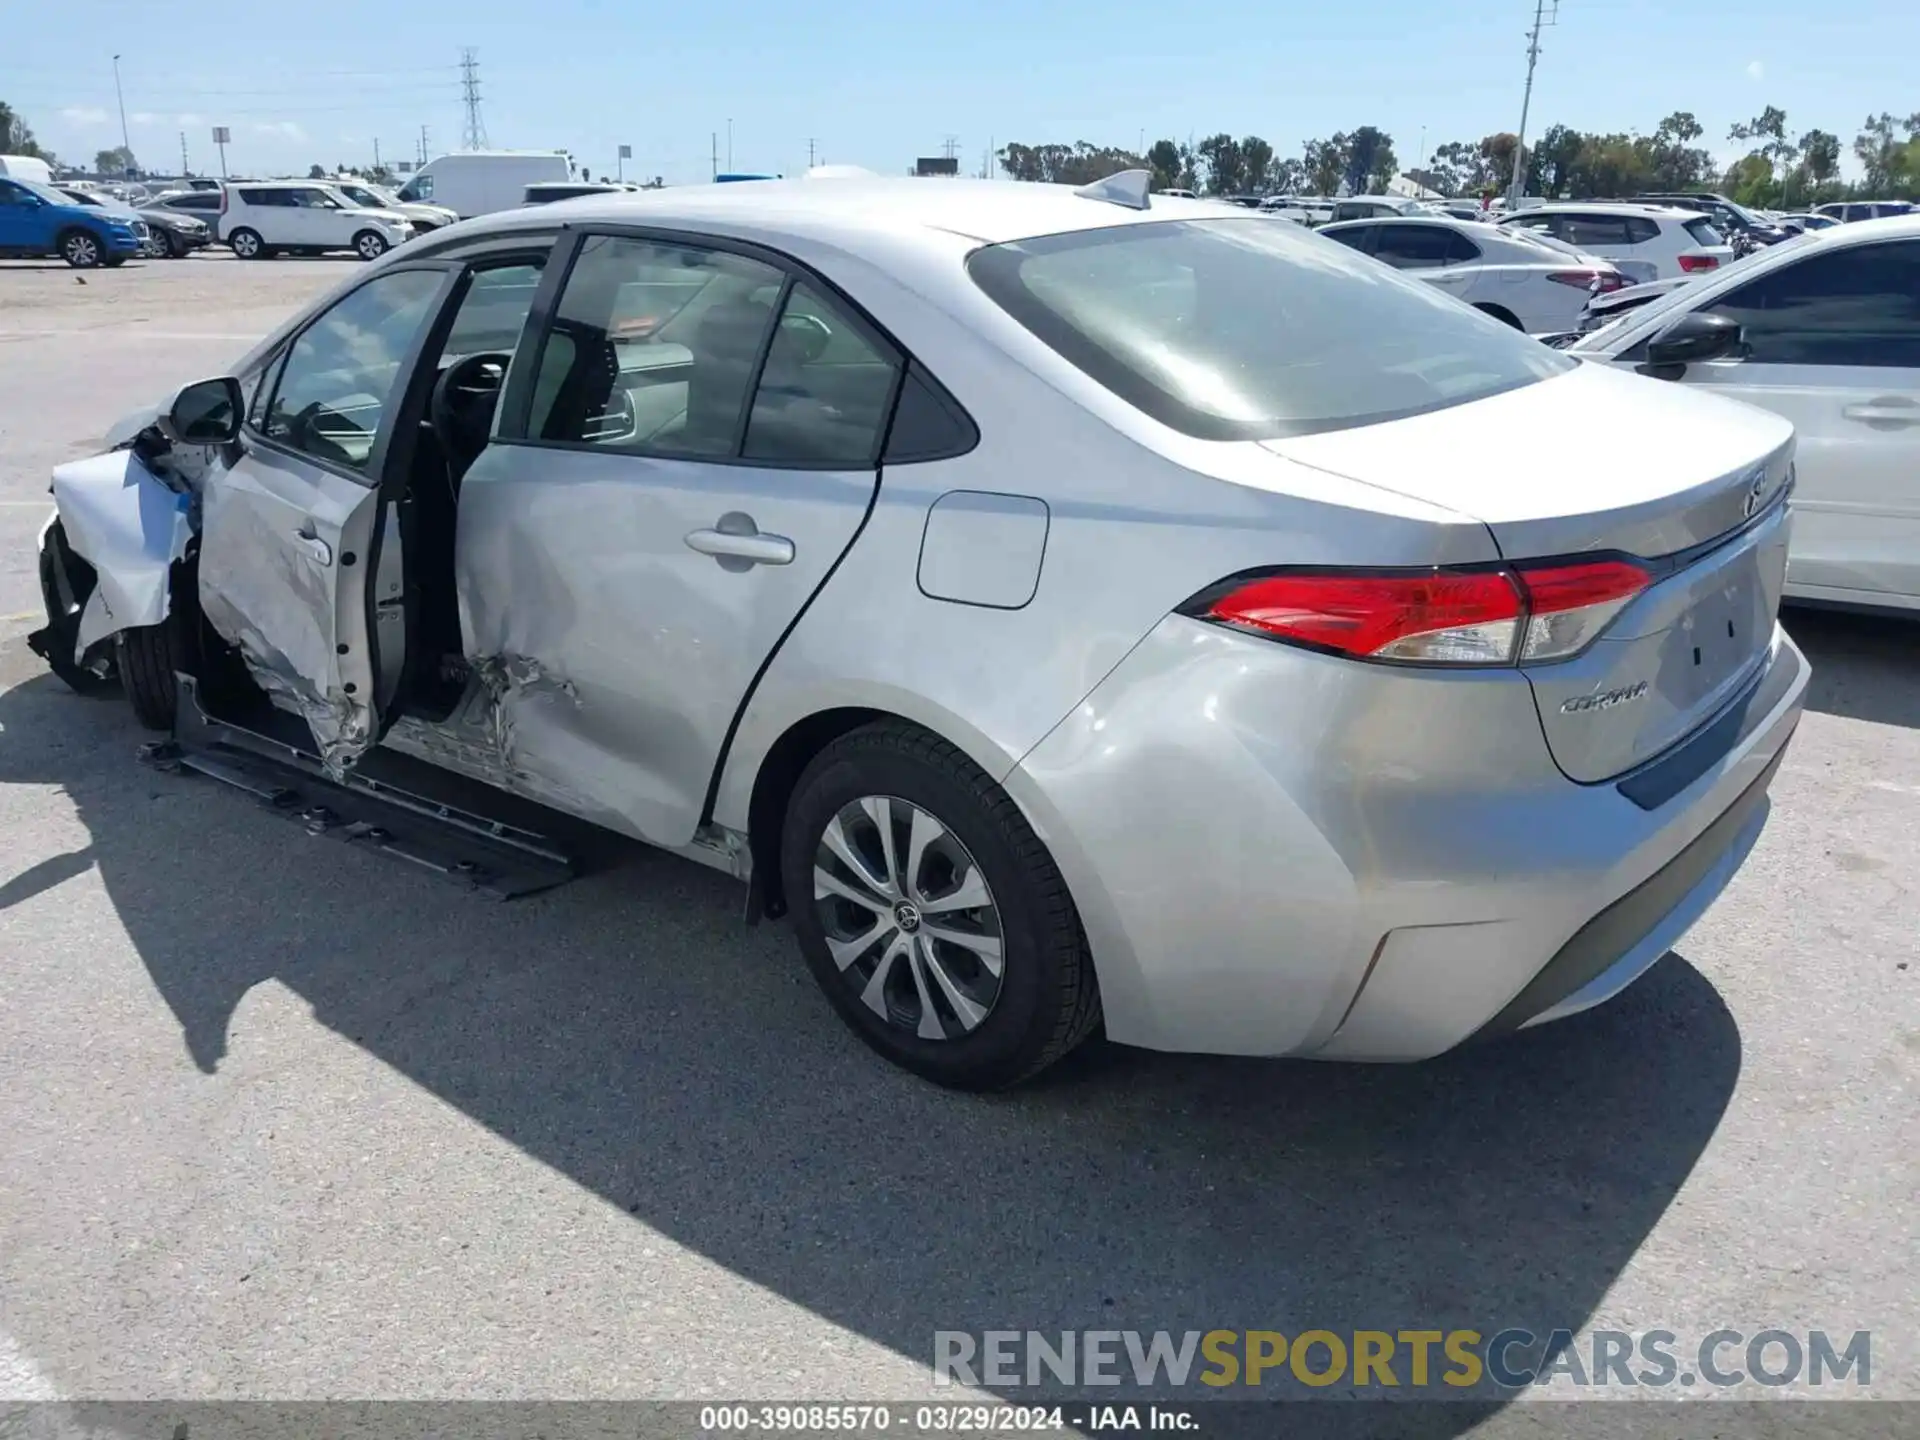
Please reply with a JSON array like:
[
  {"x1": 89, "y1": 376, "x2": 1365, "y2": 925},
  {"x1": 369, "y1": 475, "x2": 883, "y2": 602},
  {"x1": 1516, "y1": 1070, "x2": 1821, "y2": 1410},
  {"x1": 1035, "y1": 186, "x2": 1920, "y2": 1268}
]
[
  {"x1": 57, "y1": 188, "x2": 102, "y2": 206},
  {"x1": 970, "y1": 217, "x2": 1573, "y2": 440}
]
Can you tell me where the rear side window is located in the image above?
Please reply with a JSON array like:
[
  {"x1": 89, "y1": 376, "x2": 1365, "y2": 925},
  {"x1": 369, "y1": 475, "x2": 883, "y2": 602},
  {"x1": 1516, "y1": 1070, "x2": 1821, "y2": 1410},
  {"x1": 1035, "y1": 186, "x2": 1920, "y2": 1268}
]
[
  {"x1": 1682, "y1": 217, "x2": 1725, "y2": 247},
  {"x1": 1561, "y1": 214, "x2": 1634, "y2": 246},
  {"x1": 1371, "y1": 223, "x2": 1475, "y2": 269},
  {"x1": 1625, "y1": 217, "x2": 1661, "y2": 244},
  {"x1": 527, "y1": 234, "x2": 783, "y2": 454},
  {"x1": 1323, "y1": 225, "x2": 1375, "y2": 253},
  {"x1": 1705, "y1": 239, "x2": 1920, "y2": 367},
  {"x1": 742, "y1": 281, "x2": 901, "y2": 466},
  {"x1": 968, "y1": 218, "x2": 1571, "y2": 441}
]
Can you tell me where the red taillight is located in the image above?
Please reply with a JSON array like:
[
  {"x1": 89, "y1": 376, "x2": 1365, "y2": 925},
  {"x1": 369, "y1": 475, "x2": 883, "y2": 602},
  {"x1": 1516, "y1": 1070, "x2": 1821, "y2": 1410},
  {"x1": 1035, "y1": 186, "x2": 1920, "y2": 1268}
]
[
  {"x1": 1678, "y1": 253, "x2": 1718, "y2": 273},
  {"x1": 1548, "y1": 269, "x2": 1604, "y2": 289},
  {"x1": 1192, "y1": 558, "x2": 1652, "y2": 667}
]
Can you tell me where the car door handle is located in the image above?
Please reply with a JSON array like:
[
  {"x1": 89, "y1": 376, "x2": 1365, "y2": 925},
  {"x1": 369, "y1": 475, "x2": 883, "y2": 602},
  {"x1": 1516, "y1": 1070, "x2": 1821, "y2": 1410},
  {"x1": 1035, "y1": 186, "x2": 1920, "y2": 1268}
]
[
  {"x1": 292, "y1": 529, "x2": 333, "y2": 566},
  {"x1": 685, "y1": 514, "x2": 795, "y2": 567},
  {"x1": 1842, "y1": 398, "x2": 1920, "y2": 426}
]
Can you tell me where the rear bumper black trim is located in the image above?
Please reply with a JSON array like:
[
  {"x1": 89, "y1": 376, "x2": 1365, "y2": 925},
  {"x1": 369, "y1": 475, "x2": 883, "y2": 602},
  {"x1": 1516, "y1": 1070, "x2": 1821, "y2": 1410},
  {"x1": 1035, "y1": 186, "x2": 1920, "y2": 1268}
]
[
  {"x1": 1616, "y1": 639, "x2": 1803, "y2": 811},
  {"x1": 1474, "y1": 739, "x2": 1790, "y2": 1041}
]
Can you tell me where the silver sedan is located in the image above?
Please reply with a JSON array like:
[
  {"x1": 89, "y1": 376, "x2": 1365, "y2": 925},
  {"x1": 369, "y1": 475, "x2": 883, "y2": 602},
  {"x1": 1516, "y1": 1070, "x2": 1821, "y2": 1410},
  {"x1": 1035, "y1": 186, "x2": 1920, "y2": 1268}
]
[{"x1": 29, "y1": 175, "x2": 1808, "y2": 1088}]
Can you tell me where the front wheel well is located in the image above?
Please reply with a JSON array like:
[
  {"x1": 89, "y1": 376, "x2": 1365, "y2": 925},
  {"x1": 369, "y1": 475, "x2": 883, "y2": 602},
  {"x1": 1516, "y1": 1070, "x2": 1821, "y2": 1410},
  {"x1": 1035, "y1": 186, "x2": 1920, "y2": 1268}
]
[
  {"x1": 1474, "y1": 302, "x2": 1523, "y2": 329},
  {"x1": 743, "y1": 707, "x2": 884, "y2": 919}
]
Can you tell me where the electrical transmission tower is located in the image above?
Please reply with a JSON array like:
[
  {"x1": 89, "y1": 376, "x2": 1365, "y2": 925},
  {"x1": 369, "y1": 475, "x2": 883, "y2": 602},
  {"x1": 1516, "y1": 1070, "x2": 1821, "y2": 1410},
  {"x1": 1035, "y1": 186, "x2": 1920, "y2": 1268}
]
[{"x1": 460, "y1": 49, "x2": 488, "y2": 150}]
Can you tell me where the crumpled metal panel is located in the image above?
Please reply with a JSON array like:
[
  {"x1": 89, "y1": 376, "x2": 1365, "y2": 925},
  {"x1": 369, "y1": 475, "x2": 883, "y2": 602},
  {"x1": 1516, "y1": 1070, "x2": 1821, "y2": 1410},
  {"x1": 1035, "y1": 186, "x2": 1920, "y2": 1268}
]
[
  {"x1": 49, "y1": 450, "x2": 195, "y2": 659},
  {"x1": 196, "y1": 477, "x2": 369, "y2": 776}
]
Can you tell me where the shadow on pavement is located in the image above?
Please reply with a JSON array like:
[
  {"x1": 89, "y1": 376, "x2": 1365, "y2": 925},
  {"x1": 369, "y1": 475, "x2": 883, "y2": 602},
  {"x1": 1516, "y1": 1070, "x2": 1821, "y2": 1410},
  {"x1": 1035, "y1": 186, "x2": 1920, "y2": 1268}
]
[
  {"x1": 0, "y1": 664, "x2": 1744, "y2": 1428},
  {"x1": 1785, "y1": 603, "x2": 1919, "y2": 729}
]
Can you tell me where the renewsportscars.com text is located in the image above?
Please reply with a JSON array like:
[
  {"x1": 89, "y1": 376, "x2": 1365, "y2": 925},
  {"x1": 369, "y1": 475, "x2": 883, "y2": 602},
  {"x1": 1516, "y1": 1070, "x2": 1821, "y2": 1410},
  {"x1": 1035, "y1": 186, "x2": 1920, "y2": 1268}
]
[{"x1": 933, "y1": 1328, "x2": 1871, "y2": 1391}]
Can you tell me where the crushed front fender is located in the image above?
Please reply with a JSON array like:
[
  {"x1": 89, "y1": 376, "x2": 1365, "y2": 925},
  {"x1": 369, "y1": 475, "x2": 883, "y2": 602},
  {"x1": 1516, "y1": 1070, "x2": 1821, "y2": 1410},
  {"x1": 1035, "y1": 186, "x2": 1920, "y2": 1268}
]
[{"x1": 42, "y1": 449, "x2": 196, "y2": 662}]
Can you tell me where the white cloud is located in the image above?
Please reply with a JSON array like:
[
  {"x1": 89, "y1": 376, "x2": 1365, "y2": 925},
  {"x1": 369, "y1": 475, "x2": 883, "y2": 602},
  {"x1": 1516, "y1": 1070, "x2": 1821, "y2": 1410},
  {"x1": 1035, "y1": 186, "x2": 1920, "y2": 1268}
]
[
  {"x1": 251, "y1": 120, "x2": 307, "y2": 141},
  {"x1": 1746, "y1": 60, "x2": 1765, "y2": 81},
  {"x1": 176, "y1": 112, "x2": 205, "y2": 127},
  {"x1": 60, "y1": 106, "x2": 109, "y2": 125},
  {"x1": 130, "y1": 111, "x2": 158, "y2": 126}
]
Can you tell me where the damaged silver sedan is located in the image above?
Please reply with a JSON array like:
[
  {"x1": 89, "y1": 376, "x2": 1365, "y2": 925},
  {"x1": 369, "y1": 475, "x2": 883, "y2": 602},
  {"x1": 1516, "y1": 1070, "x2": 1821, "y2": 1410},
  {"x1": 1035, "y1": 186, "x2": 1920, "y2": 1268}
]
[{"x1": 30, "y1": 176, "x2": 1806, "y2": 1088}]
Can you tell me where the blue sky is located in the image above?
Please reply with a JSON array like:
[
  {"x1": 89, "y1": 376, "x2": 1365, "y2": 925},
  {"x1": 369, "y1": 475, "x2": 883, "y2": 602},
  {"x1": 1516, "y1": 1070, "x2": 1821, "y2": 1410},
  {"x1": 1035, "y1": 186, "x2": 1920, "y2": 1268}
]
[{"x1": 5, "y1": 0, "x2": 1905, "y2": 184}]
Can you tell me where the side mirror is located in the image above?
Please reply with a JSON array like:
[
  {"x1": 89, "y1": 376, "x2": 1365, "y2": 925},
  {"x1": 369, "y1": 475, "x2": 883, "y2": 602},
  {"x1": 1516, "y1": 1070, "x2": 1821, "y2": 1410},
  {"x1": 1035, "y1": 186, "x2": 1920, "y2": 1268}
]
[
  {"x1": 1639, "y1": 312, "x2": 1744, "y2": 380},
  {"x1": 160, "y1": 376, "x2": 243, "y2": 445}
]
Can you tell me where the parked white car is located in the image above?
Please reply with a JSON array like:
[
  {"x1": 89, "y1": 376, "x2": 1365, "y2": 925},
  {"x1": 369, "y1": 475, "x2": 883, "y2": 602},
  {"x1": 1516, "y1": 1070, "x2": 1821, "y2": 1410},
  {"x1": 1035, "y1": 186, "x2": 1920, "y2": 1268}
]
[
  {"x1": 1815, "y1": 200, "x2": 1915, "y2": 224},
  {"x1": 329, "y1": 179, "x2": 459, "y2": 234},
  {"x1": 1500, "y1": 203, "x2": 1733, "y2": 284},
  {"x1": 1571, "y1": 213, "x2": 1920, "y2": 611},
  {"x1": 1321, "y1": 215, "x2": 1626, "y2": 333},
  {"x1": 218, "y1": 182, "x2": 416, "y2": 260}
]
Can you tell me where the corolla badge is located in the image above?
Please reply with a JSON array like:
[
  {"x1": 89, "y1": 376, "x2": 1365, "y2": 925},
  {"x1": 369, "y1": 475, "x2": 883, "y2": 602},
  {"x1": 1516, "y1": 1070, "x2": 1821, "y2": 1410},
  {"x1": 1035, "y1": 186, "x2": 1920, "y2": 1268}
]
[
  {"x1": 1561, "y1": 680, "x2": 1650, "y2": 715},
  {"x1": 1741, "y1": 466, "x2": 1770, "y2": 519}
]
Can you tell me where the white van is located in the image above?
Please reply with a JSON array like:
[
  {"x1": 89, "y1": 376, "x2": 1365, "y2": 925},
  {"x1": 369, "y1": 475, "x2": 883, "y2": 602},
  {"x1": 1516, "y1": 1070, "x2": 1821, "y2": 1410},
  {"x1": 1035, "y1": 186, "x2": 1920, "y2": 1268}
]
[
  {"x1": 0, "y1": 155, "x2": 56, "y2": 187},
  {"x1": 395, "y1": 151, "x2": 572, "y2": 219}
]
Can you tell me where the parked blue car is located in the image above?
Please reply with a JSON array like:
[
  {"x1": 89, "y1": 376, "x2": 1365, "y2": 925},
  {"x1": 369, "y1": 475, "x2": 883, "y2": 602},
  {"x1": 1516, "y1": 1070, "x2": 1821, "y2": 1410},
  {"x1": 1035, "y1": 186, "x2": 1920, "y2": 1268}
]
[{"x1": 0, "y1": 177, "x2": 146, "y2": 267}]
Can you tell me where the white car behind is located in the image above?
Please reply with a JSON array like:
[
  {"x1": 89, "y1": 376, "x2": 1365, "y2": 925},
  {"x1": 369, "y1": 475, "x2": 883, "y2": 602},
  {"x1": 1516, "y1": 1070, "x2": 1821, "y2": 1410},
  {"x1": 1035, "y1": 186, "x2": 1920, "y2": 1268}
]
[
  {"x1": 1571, "y1": 213, "x2": 1920, "y2": 611},
  {"x1": 218, "y1": 181, "x2": 415, "y2": 260},
  {"x1": 1500, "y1": 203, "x2": 1734, "y2": 283},
  {"x1": 1320, "y1": 215, "x2": 1626, "y2": 334}
]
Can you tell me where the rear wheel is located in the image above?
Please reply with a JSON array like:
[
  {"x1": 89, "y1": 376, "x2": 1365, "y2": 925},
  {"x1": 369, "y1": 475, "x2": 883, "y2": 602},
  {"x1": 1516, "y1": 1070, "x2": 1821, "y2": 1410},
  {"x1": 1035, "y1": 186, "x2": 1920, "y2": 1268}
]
[
  {"x1": 228, "y1": 227, "x2": 263, "y2": 260},
  {"x1": 59, "y1": 229, "x2": 102, "y2": 268},
  {"x1": 163, "y1": 232, "x2": 187, "y2": 258},
  {"x1": 102, "y1": 255, "x2": 128, "y2": 268},
  {"x1": 781, "y1": 722, "x2": 1100, "y2": 1090},
  {"x1": 353, "y1": 229, "x2": 388, "y2": 261}
]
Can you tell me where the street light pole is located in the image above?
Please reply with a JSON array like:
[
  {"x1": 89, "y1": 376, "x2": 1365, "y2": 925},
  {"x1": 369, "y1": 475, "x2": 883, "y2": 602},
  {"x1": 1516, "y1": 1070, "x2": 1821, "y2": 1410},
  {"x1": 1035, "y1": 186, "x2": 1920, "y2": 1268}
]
[{"x1": 111, "y1": 54, "x2": 132, "y2": 173}]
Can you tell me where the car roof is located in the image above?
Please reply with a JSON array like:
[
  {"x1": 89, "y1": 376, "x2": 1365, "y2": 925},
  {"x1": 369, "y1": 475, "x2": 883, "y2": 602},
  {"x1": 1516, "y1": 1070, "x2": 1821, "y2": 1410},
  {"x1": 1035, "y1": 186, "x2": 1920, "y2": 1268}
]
[{"x1": 459, "y1": 175, "x2": 1248, "y2": 249}]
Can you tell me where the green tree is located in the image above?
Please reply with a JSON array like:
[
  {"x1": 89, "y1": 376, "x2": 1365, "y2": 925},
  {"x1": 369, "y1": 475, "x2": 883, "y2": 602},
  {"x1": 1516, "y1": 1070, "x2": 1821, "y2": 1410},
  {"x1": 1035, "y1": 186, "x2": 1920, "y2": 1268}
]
[
  {"x1": 1647, "y1": 112, "x2": 1715, "y2": 190},
  {"x1": 1197, "y1": 133, "x2": 1246, "y2": 194},
  {"x1": 1265, "y1": 155, "x2": 1306, "y2": 193},
  {"x1": 1239, "y1": 136, "x2": 1274, "y2": 194},
  {"x1": 94, "y1": 145, "x2": 137, "y2": 176},
  {"x1": 1340, "y1": 126, "x2": 1393, "y2": 194},
  {"x1": 1529, "y1": 124, "x2": 1585, "y2": 197},
  {"x1": 1478, "y1": 132, "x2": 1519, "y2": 194},
  {"x1": 307, "y1": 164, "x2": 327, "y2": 179},
  {"x1": 1799, "y1": 129, "x2": 1842, "y2": 185},
  {"x1": 1425, "y1": 140, "x2": 1477, "y2": 197},
  {"x1": 1146, "y1": 138, "x2": 1182, "y2": 191},
  {"x1": 2, "y1": 100, "x2": 50, "y2": 159},
  {"x1": 1302, "y1": 136, "x2": 1346, "y2": 195}
]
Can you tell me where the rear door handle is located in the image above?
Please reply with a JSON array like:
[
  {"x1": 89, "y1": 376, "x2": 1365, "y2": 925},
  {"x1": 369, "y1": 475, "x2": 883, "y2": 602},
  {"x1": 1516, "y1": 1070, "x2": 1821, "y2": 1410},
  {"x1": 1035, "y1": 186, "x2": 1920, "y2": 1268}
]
[
  {"x1": 685, "y1": 512, "x2": 795, "y2": 568},
  {"x1": 1842, "y1": 398, "x2": 1920, "y2": 426},
  {"x1": 292, "y1": 528, "x2": 333, "y2": 566}
]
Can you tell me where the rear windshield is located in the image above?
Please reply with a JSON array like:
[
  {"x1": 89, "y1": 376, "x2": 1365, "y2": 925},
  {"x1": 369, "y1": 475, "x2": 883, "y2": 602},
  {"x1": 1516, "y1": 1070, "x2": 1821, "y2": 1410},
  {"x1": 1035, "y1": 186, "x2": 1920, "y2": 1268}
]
[
  {"x1": 1683, "y1": 217, "x2": 1725, "y2": 247},
  {"x1": 967, "y1": 218, "x2": 1572, "y2": 440}
]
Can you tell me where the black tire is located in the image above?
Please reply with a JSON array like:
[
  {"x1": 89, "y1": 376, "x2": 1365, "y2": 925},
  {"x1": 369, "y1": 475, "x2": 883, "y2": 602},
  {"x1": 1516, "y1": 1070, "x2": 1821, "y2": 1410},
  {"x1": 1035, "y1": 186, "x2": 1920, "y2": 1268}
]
[
  {"x1": 114, "y1": 572, "x2": 199, "y2": 731},
  {"x1": 781, "y1": 721, "x2": 1100, "y2": 1090},
  {"x1": 102, "y1": 255, "x2": 128, "y2": 268},
  {"x1": 59, "y1": 228, "x2": 103, "y2": 268},
  {"x1": 1475, "y1": 302, "x2": 1523, "y2": 329},
  {"x1": 228, "y1": 227, "x2": 264, "y2": 260},
  {"x1": 164, "y1": 232, "x2": 187, "y2": 258},
  {"x1": 353, "y1": 229, "x2": 388, "y2": 261}
]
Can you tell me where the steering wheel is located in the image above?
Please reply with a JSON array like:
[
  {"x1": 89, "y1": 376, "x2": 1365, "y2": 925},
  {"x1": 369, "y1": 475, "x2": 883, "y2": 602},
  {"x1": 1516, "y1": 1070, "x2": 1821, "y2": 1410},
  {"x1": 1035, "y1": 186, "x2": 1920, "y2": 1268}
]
[{"x1": 430, "y1": 352, "x2": 513, "y2": 466}]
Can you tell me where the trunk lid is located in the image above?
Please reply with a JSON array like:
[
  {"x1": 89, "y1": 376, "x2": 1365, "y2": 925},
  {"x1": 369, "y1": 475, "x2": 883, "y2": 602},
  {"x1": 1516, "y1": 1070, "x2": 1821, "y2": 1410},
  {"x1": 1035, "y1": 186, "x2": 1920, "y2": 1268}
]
[{"x1": 1263, "y1": 362, "x2": 1795, "y2": 782}]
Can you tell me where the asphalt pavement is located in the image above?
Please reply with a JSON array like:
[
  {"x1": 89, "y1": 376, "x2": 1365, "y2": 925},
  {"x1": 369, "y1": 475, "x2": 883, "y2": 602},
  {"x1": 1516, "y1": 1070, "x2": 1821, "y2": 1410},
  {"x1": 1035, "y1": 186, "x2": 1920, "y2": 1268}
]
[{"x1": 0, "y1": 254, "x2": 1913, "y2": 1433}]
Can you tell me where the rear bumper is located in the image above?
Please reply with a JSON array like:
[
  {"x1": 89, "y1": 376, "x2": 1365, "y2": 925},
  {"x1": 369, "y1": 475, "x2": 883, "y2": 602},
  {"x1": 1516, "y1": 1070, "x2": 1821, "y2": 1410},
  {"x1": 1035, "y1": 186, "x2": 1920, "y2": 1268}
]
[{"x1": 1007, "y1": 616, "x2": 1806, "y2": 1060}]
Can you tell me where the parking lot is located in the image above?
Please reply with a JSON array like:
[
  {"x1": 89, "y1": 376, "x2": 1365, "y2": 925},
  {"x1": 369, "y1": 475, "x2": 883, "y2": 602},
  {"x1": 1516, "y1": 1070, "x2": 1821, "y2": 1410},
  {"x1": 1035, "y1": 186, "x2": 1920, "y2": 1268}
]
[{"x1": 0, "y1": 254, "x2": 1915, "y2": 1424}]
